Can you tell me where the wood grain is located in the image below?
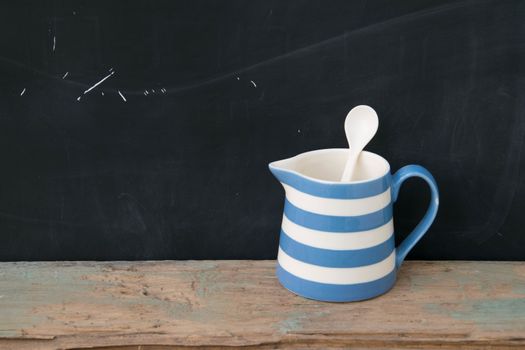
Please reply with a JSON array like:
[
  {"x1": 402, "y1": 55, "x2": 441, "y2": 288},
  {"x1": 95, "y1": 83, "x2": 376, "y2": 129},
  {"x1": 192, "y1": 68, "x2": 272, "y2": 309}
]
[{"x1": 0, "y1": 260, "x2": 524, "y2": 349}]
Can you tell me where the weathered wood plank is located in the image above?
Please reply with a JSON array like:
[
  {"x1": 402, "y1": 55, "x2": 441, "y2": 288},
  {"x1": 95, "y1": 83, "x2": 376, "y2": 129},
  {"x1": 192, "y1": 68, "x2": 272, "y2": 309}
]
[{"x1": 0, "y1": 260, "x2": 524, "y2": 349}]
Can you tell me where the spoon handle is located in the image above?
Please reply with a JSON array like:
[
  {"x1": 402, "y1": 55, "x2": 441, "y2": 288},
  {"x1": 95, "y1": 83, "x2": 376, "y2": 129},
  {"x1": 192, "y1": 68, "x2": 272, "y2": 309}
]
[{"x1": 341, "y1": 149, "x2": 359, "y2": 182}]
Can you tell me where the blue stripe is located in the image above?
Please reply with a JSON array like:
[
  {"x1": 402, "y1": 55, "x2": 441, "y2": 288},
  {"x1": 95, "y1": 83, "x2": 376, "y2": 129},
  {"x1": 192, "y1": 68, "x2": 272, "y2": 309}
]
[
  {"x1": 279, "y1": 230, "x2": 395, "y2": 268},
  {"x1": 268, "y1": 166, "x2": 391, "y2": 199},
  {"x1": 276, "y1": 264, "x2": 396, "y2": 302},
  {"x1": 284, "y1": 199, "x2": 392, "y2": 232}
]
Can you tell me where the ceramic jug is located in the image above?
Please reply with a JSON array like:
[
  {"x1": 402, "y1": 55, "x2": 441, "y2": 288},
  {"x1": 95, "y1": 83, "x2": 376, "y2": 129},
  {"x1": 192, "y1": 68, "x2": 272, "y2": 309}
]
[{"x1": 269, "y1": 149, "x2": 439, "y2": 302}]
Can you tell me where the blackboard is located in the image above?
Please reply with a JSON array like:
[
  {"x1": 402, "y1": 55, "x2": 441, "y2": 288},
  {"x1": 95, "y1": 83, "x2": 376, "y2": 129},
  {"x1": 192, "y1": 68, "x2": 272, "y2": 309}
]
[{"x1": 0, "y1": 0, "x2": 524, "y2": 261}]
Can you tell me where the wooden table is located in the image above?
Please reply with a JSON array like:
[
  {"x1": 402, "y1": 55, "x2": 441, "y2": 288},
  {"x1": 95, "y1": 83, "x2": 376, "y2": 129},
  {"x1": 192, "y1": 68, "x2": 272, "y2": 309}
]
[{"x1": 0, "y1": 261, "x2": 524, "y2": 349}]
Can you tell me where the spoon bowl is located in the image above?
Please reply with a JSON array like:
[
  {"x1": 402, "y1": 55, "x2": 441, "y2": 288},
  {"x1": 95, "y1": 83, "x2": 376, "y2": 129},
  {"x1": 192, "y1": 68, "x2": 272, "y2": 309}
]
[{"x1": 340, "y1": 105, "x2": 379, "y2": 182}]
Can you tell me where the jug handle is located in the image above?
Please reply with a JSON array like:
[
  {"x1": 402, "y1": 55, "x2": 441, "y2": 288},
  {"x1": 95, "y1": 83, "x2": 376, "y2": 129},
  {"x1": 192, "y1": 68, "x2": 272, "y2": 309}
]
[{"x1": 391, "y1": 165, "x2": 439, "y2": 269}]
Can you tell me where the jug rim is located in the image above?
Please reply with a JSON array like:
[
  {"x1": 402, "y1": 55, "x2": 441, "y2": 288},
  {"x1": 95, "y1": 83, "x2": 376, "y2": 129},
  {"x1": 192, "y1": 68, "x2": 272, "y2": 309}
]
[{"x1": 268, "y1": 148, "x2": 390, "y2": 185}]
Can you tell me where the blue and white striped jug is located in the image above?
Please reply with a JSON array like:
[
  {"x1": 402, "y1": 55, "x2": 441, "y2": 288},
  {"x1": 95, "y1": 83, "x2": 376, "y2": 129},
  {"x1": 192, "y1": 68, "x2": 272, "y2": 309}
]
[{"x1": 269, "y1": 149, "x2": 439, "y2": 302}]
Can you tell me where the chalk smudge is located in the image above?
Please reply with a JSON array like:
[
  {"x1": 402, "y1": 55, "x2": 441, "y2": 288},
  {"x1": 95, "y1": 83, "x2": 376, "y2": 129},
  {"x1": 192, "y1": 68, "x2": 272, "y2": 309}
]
[{"x1": 20, "y1": 88, "x2": 26, "y2": 96}]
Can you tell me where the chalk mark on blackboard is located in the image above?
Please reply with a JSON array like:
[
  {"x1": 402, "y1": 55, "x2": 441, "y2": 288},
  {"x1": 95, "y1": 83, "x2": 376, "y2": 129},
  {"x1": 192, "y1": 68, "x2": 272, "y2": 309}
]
[
  {"x1": 118, "y1": 90, "x2": 127, "y2": 102},
  {"x1": 101, "y1": 91, "x2": 104, "y2": 96},
  {"x1": 77, "y1": 96, "x2": 81, "y2": 101},
  {"x1": 53, "y1": 36, "x2": 56, "y2": 52},
  {"x1": 0, "y1": 0, "x2": 481, "y2": 98},
  {"x1": 118, "y1": 192, "x2": 148, "y2": 212},
  {"x1": 84, "y1": 71, "x2": 114, "y2": 95},
  {"x1": 459, "y1": 92, "x2": 525, "y2": 243},
  {"x1": 0, "y1": 55, "x2": 85, "y2": 89},
  {"x1": 144, "y1": 0, "x2": 479, "y2": 97},
  {"x1": 20, "y1": 88, "x2": 26, "y2": 96},
  {"x1": 250, "y1": 80, "x2": 257, "y2": 88},
  {"x1": 62, "y1": 72, "x2": 68, "y2": 79},
  {"x1": 0, "y1": 210, "x2": 80, "y2": 227}
]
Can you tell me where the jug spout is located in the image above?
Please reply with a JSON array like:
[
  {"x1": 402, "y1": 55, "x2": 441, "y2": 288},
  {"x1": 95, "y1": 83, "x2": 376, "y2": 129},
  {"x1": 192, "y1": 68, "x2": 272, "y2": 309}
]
[
  {"x1": 269, "y1": 148, "x2": 353, "y2": 187},
  {"x1": 268, "y1": 156, "x2": 297, "y2": 186}
]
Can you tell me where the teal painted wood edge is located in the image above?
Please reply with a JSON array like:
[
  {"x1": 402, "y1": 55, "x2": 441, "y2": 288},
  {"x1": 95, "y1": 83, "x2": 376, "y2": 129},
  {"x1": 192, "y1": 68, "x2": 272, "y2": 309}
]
[{"x1": 392, "y1": 165, "x2": 439, "y2": 269}]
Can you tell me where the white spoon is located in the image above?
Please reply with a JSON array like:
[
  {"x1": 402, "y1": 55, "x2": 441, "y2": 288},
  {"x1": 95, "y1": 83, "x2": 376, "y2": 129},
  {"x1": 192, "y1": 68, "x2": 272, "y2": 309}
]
[{"x1": 340, "y1": 105, "x2": 379, "y2": 182}]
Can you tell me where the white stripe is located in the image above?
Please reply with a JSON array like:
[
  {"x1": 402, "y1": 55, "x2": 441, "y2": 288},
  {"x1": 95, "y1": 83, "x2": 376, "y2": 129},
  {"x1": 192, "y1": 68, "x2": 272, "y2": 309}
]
[
  {"x1": 283, "y1": 184, "x2": 390, "y2": 216},
  {"x1": 277, "y1": 247, "x2": 395, "y2": 285},
  {"x1": 282, "y1": 215, "x2": 393, "y2": 250}
]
